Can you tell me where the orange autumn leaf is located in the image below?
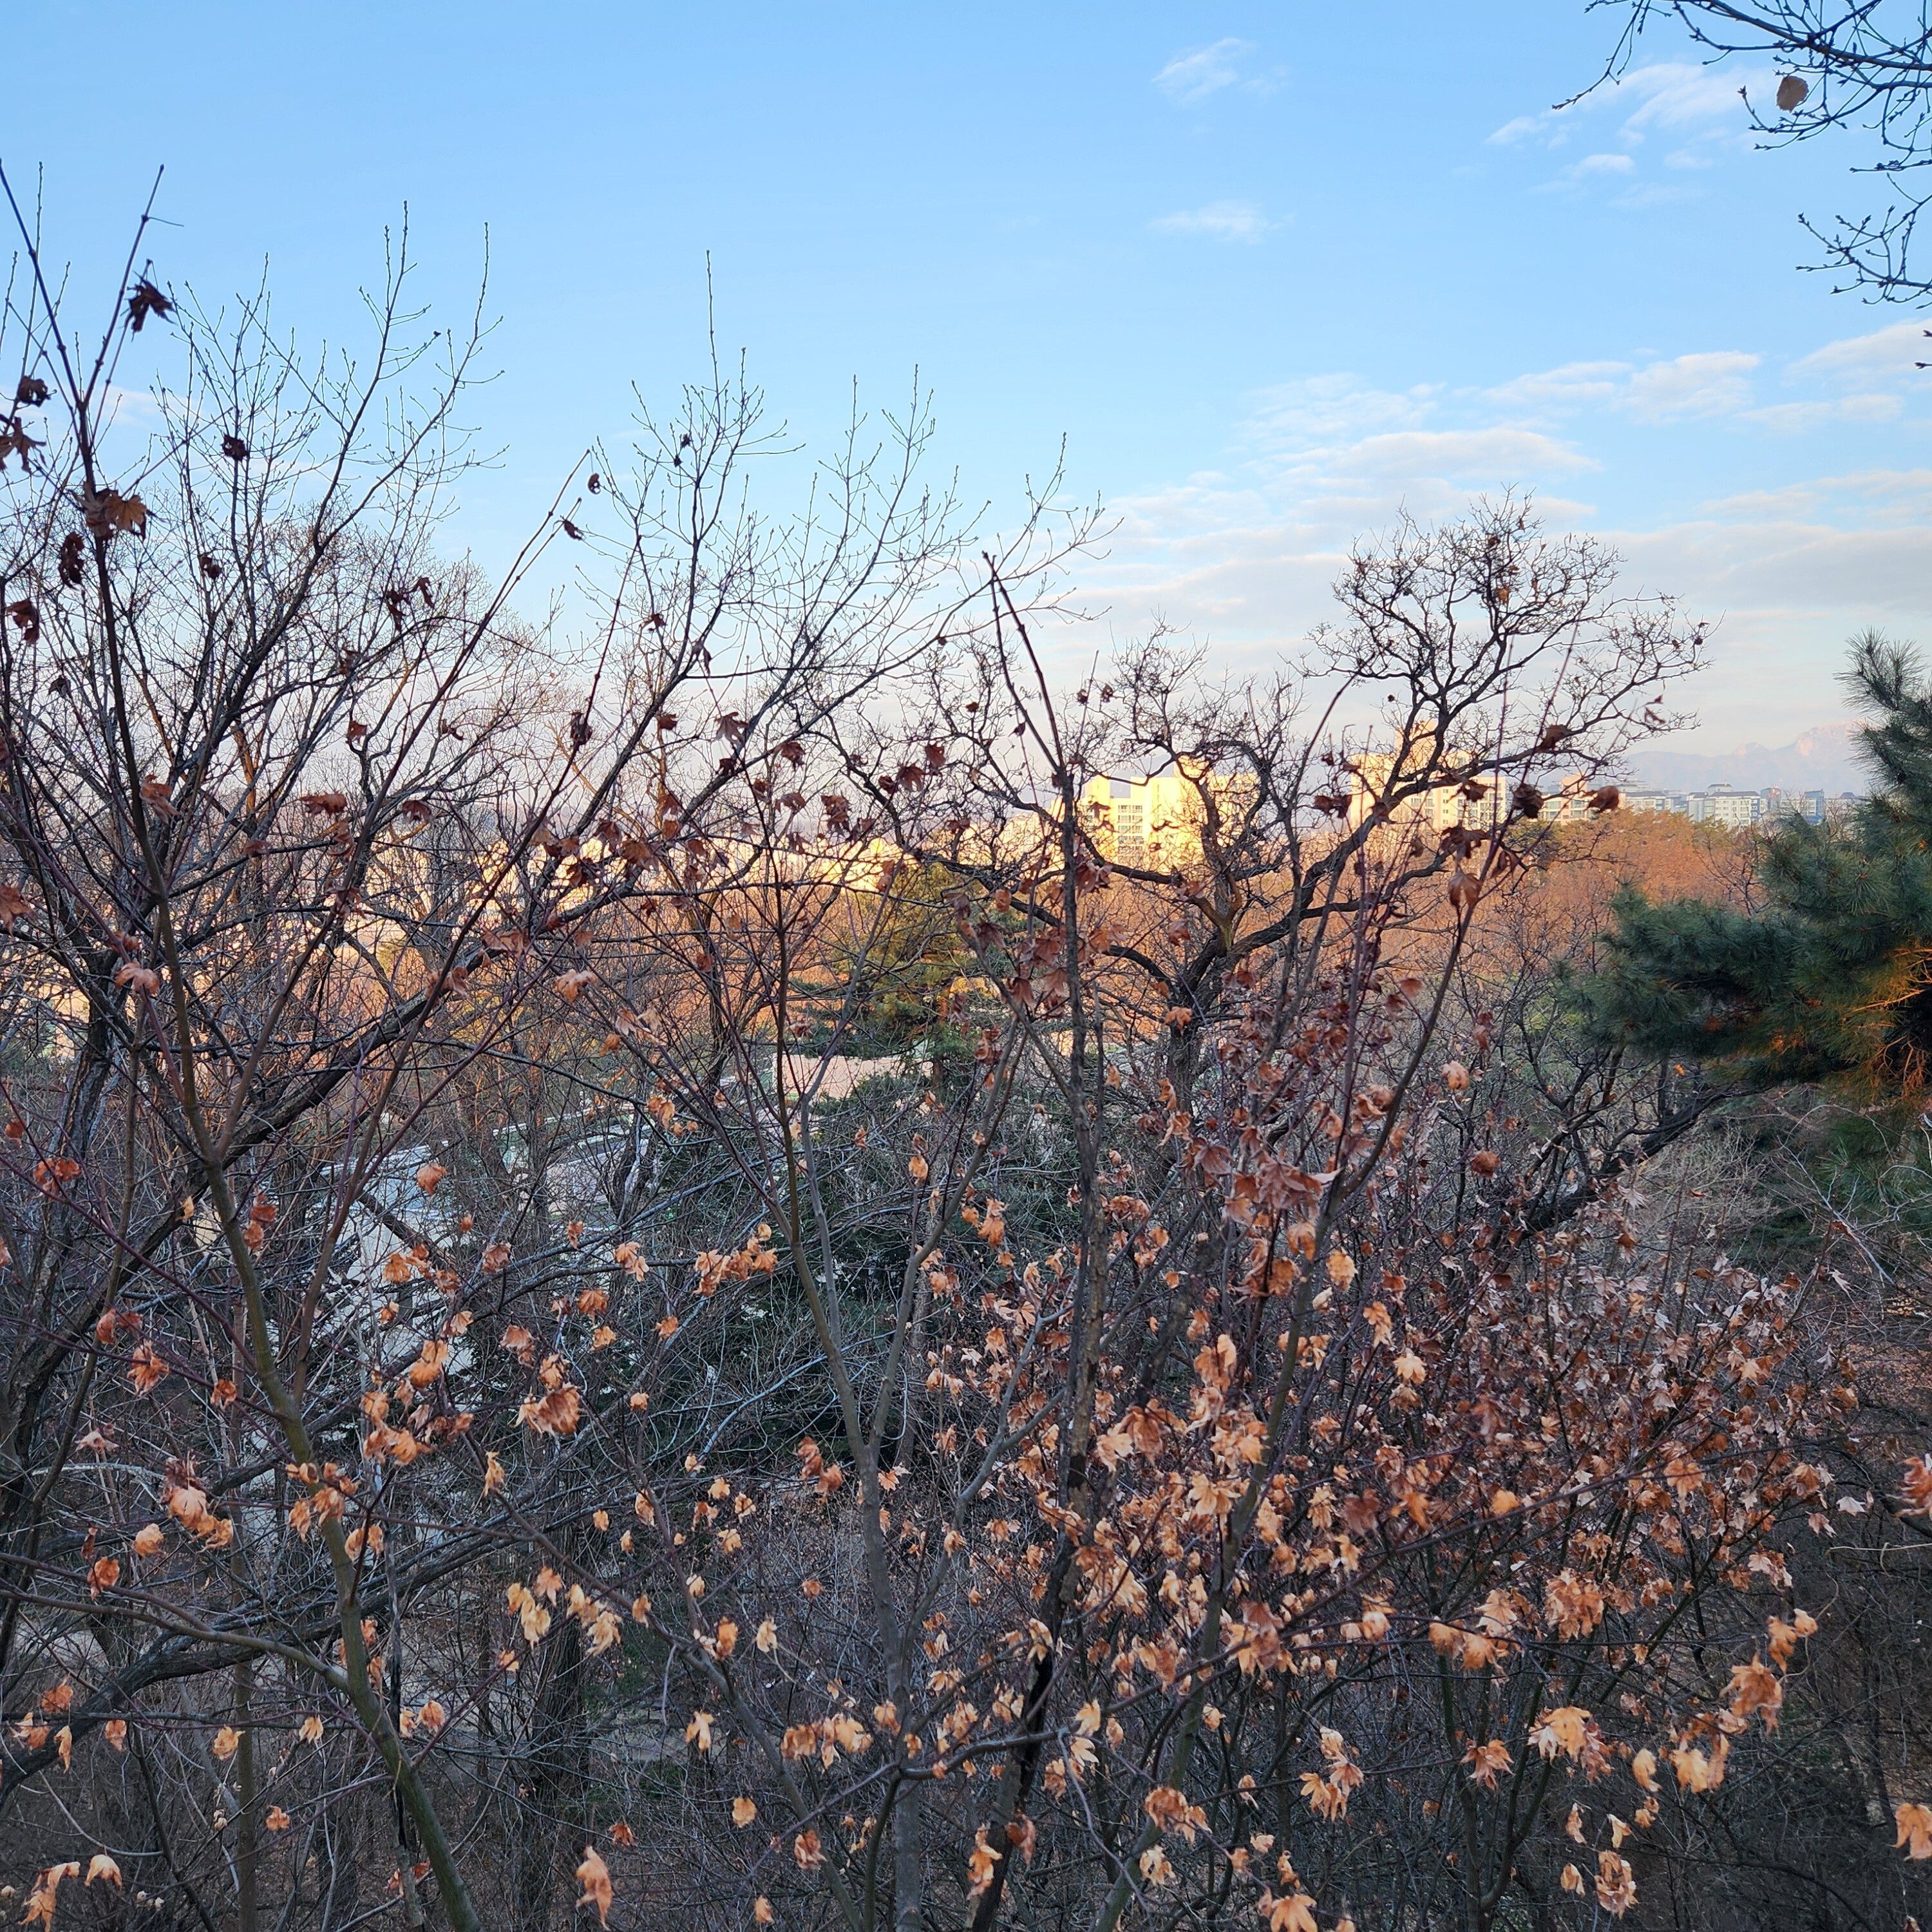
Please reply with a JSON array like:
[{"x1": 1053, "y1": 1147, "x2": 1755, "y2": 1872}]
[
  {"x1": 1898, "y1": 1802, "x2": 1932, "y2": 1861},
  {"x1": 127, "y1": 1343, "x2": 167, "y2": 1394},
  {"x1": 575, "y1": 1846, "x2": 613, "y2": 1926}
]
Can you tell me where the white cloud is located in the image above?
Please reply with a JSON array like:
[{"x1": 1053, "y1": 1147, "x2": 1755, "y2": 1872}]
[
  {"x1": 1490, "y1": 61, "x2": 1762, "y2": 149},
  {"x1": 1486, "y1": 361, "x2": 1631, "y2": 412},
  {"x1": 1693, "y1": 467, "x2": 1932, "y2": 524},
  {"x1": 1700, "y1": 483, "x2": 1825, "y2": 519},
  {"x1": 1613, "y1": 62, "x2": 1756, "y2": 133},
  {"x1": 1484, "y1": 352, "x2": 1757, "y2": 422},
  {"x1": 1616, "y1": 516, "x2": 1932, "y2": 621},
  {"x1": 1493, "y1": 61, "x2": 1763, "y2": 202},
  {"x1": 1076, "y1": 331, "x2": 1928, "y2": 745},
  {"x1": 1788, "y1": 320, "x2": 1927, "y2": 386},
  {"x1": 1746, "y1": 394, "x2": 1902, "y2": 431},
  {"x1": 1151, "y1": 200, "x2": 1270, "y2": 242},
  {"x1": 1155, "y1": 38, "x2": 1254, "y2": 104},
  {"x1": 1244, "y1": 374, "x2": 1435, "y2": 448},
  {"x1": 1535, "y1": 151, "x2": 1646, "y2": 197},
  {"x1": 1086, "y1": 488, "x2": 1932, "y2": 749},
  {"x1": 1625, "y1": 350, "x2": 1758, "y2": 419},
  {"x1": 1759, "y1": 466, "x2": 1932, "y2": 526},
  {"x1": 1341, "y1": 427, "x2": 1595, "y2": 481}
]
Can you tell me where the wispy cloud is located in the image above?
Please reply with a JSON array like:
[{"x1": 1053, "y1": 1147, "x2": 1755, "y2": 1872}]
[
  {"x1": 1244, "y1": 374, "x2": 1437, "y2": 448},
  {"x1": 1344, "y1": 427, "x2": 1595, "y2": 480},
  {"x1": 1612, "y1": 181, "x2": 1701, "y2": 209},
  {"x1": 1485, "y1": 351, "x2": 1757, "y2": 421},
  {"x1": 1488, "y1": 61, "x2": 1759, "y2": 151},
  {"x1": 1486, "y1": 361, "x2": 1630, "y2": 412},
  {"x1": 1078, "y1": 322, "x2": 1932, "y2": 751},
  {"x1": 1789, "y1": 320, "x2": 1928, "y2": 385},
  {"x1": 1535, "y1": 150, "x2": 1638, "y2": 194},
  {"x1": 1230, "y1": 376, "x2": 1591, "y2": 502},
  {"x1": 1488, "y1": 115, "x2": 1547, "y2": 147},
  {"x1": 1154, "y1": 38, "x2": 1255, "y2": 105},
  {"x1": 1151, "y1": 200, "x2": 1271, "y2": 243},
  {"x1": 1746, "y1": 395, "x2": 1902, "y2": 431},
  {"x1": 1627, "y1": 350, "x2": 1759, "y2": 419},
  {"x1": 1615, "y1": 62, "x2": 1754, "y2": 133},
  {"x1": 1490, "y1": 62, "x2": 1766, "y2": 200}
]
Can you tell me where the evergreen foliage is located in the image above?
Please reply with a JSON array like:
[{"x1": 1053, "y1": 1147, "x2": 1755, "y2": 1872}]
[
  {"x1": 838, "y1": 860, "x2": 975, "y2": 1057},
  {"x1": 1589, "y1": 632, "x2": 1932, "y2": 1095}
]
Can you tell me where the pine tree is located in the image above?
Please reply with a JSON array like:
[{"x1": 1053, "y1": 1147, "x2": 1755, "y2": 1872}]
[{"x1": 1589, "y1": 633, "x2": 1932, "y2": 1097}]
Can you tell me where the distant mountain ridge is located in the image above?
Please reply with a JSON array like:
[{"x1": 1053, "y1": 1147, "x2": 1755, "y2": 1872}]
[{"x1": 1626, "y1": 721, "x2": 1870, "y2": 795}]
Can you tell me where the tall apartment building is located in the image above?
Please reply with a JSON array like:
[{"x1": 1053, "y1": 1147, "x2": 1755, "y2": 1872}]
[
  {"x1": 1081, "y1": 762, "x2": 1251, "y2": 866},
  {"x1": 1691, "y1": 786, "x2": 1763, "y2": 829}
]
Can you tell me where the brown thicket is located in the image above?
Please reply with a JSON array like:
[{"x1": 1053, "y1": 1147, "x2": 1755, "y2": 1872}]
[{"x1": 0, "y1": 204, "x2": 1927, "y2": 1932}]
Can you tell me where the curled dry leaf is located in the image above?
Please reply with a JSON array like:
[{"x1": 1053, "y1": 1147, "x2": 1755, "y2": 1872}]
[
  {"x1": 127, "y1": 279, "x2": 173, "y2": 331},
  {"x1": 82, "y1": 488, "x2": 148, "y2": 539}
]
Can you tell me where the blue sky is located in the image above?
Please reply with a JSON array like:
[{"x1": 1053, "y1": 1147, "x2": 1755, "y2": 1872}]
[{"x1": 10, "y1": 1, "x2": 1930, "y2": 749}]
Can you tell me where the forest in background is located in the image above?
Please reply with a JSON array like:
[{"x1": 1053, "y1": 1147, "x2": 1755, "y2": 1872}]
[{"x1": 0, "y1": 190, "x2": 1927, "y2": 1932}]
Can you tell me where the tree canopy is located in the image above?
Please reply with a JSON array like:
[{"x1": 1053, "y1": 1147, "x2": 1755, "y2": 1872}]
[{"x1": 1591, "y1": 632, "x2": 1932, "y2": 1094}]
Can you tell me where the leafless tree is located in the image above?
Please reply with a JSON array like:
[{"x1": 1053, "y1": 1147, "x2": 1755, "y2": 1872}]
[
  {"x1": 1584, "y1": 0, "x2": 1932, "y2": 299},
  {"x1": 0, "y1": 192, "x2": 1923, "y2": 1932}
]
